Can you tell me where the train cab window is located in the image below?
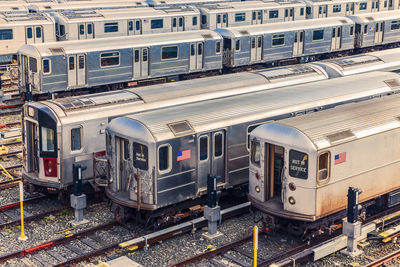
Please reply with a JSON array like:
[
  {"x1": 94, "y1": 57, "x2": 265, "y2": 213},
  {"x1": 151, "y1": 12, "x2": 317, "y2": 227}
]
[
  {"x1": 105, "y1": 22, "x2": 118, "y2": 33},
  {"x1": 318, "y1": 152, "x2": 330, "y2": 181},
  {"x1": 36, "y1": 27, "x2": 42, "y2": 38},
  {"x1": 235, "y1": 40, "x2": 240, "y2": 51},
  {"x1": 100, "y1": 52, "x2": 120, "y2": 67},
  {"x1": 312, "y1": 29, "x2": 324, "y2": 41},
  {"x1": 29, "y1": 57, "x2": 37, "y2": 73},
  {"x1": 391, "y1": 20, "x2": 400, "y2": 30},
  {"x1": 79, "y1": 24, "x2": 85, "y2": 35},
  {"x1": 42, "y1": 59, "x2": 50, "y2": 74},
  {"x1": 69, "y1": 57, "x2": 74, "y2": 70},
  {"x1": 201, "y1": 15, "x2": 207, "y2": 25},
  {"x1": 136, "y1": 21, "x2": 140, "y2": 31},
  {"x1": 272, "y1": 34, "x2": 284, "y2": 46},
  {"x1": 198, "y1": 43, "x2": 203, "y2": 55},
  {"x1": 60, "y1": 25, "x2": 65, "y2": 36},
  {"x1": 193, "y1": 16, "x2": 198, "y2": 26},
  {"x1": 133, "y1": 142, "x2": 148, "y2": 170},
  {"x1": 214, "y1": 132, "x2": 223, "y2": 158},
  {"x1": 235, "y1": 12, "x2": 246, "y2": 22},
  {"x1": 199, "y1": 136, "x2": 208, "y2": 161},
  {"x1": 151, "y1": 19, "x2": 163, "y2": 29},
  {"x1": 250, "y1": 139, "x2": 260, "y2": 167},
  {"x1": 289, "y1": 150, "x2": 308, "y2": 179},
  {"x1": 106, "y1": 133, "x2": 112, "y2": 156},
  {"x1": 71, "y1": 127, "x2": 82, "y2": 151},
  {"x1": 87, "y1": 24, "x2": 93, "y2": 35},
  {"x1": 161, "y1": 46, "x2": 178, "y2": 60},
  {"x1": 216, "y1": 41, "x2": 221, "y2": 54},
  {"x1": 350, "y1": 26, "x2": 354, "y2": 35},
  {"x1": 41, "y1": 126, "x2": 55, "y2": 153},
  {"x1": 300, "y1": 7, "x2": 304, "y2": 16},
  {"x1": 27, "y1": 28, "x2": 33, "y2": 39},
  {"x1": 123, "y1": 139, "x2": 130, "y2": 160},
  {"x1": 158, "y1": 144, "x2": 171, "y2": 172}
]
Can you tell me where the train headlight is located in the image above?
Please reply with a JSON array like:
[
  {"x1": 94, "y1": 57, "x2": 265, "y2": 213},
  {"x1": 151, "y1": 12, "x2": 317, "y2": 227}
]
[
  {"x1": 255, "y1": 186, "x2": 260, "y2": 193},
  {"x1": 288, "y1": 196, "x2": 296, "y2": 205},
  {"x1": 289, "y1": 182, "x2": 296, "y2": 191}
]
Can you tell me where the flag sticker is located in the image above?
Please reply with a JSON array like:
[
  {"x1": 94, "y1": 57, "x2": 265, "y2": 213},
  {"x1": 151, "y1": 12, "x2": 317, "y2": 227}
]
[
  {"x1": 334, "y1": 152, "x2": 346, "y2": 165},
  {"x1": 177, "y1": 149, "x2": 191, "y2": 161}
]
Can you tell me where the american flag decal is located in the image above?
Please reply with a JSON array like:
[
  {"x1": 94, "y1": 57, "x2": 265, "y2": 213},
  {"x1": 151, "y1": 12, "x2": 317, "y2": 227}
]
[
  {"x1": 334, "y1": 152, "x2": 346, "y2": 165},
  {"x1": 177, "y1": 149, "x2": 191, "y2": 161}
]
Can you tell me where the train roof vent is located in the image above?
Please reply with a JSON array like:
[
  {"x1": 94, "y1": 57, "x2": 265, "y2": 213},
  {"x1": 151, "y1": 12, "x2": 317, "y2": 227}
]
[
  {"x1": 239, "y1": 30, "x2": 249, "y2": 35},
  {"x1": 168, "y1": 120, "x2": 194, "y2": 136},
  {"x1": 53, "y1": 98, "x2": 96, "y2": 110},
  {"x1": 385, "y1": 79, "x2": 400, "y2": 89},
  {"x1": 366, "y1": 16, "x2": 374, "y2": 21},
  {"x1": 257, "y1": 65, "x2": 316, "y2": 81},
  {"x1": 44, "y1": 6, "x2": 51, "y2": 9},
  {"x1": 62, "y1": 10, "x2": 103, "y2": 19},
  {"x1": 340, "y1": 19, "x2": 348, "y2": 24},
  {"x1": 136, "y1": 2, "x2": 143, "y2": 4},
  {"x1": 202, "y1": 34, "x2": 213, "y2": 39},
  {"x1": 11, "y1": 7, "x2": 19, "y2": 10},
  {"x1": 49, "y1": 47, "x2": 65, "y2": 54},
  {"x1": 325, "y1": 55, "x2": 381, "y2": 68},
  {"x1": 326, "y1": 130, "x2": 355, "y2": 143}
]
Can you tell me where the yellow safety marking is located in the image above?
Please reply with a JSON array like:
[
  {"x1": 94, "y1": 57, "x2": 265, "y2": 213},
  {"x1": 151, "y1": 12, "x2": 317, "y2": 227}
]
[
  {"x1": 119, "y1": 241, "x2": 131, "y2": 248},
  {"x1": 65, "y1": 233, "x2": 73, "y2": 238},
  {"x1": 204, "y1": 245, "x2": 216, "y2": 252},
  {"x1": 382, "y1": 237, "x2": 392, "y2": 243},
  {"x1": 0, "y1": 163, "x2": 14, "y2": 180},
  {"x1": 0, "y1": 146, "x2": 8, "y2": 155},
  {"x1": 128, "y1": 245, "x2": 138, "y2": 251},
  {"x1": 57, "y1": 228, "x2": 73, "y2": 234},
  {"x1": 379, "y1": 232, "x2": 391, "y2": 238}
]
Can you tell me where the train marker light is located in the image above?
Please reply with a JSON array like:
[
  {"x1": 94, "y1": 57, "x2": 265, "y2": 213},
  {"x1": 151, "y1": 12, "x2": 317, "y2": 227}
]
[{"x1": 255, "y1": 186, "x2": 260, "y2": 193}]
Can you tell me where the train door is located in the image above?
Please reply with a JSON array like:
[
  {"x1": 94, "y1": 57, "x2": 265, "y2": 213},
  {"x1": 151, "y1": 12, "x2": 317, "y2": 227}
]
[
  {"x1": 374, "y1": 22, "x2": 384, "y2": 44},
  {"x1": 79, "y1": 23, "x2": 94, "y2": 39},
  {"x1": 117, "y1": 137, "x2": 131, "y2": 192},
  {"x1": 133, "y1": 48, "x2": 149, "y2": 79},
  {"x1": 345, "y1": 3, "x2": 354, "y2": 15},
  {"x1": 252, "y1": 10, "x2": 262, "y2": 24},
  {"x1": 25, "y1": 26, "x2": 34, "y2": 44},
  {"x1": 216, "y1": 13, "x2": 228, "y2": 28},
  {"x1": 318, "y1": 5, "x2": 327, "y2": 18},
  {"x1": 197, "y1": 130, "x2": 226, "y2": 192},
  {"x1": 26, "y1": 120, "x2": 39, "y2": 173},
  {"x1": 331, "y1": 26, "x2": 342, "y2": 51},
  {"x1": 128, "y1": 20, "x2": 142, "y2": 35},
  {"x1": 293, "y1": 31, "x2": 304, "y2": 57},
  {"x1": 264, "y1": 143, "x2": 285, "y2": 201},
  {"x1": 189, "y1": 42, "x2": 203, "y2": 71},
  {"x1": 67, "y1": 54, "x2": 86, "y2": 88},
  {"x1": 372, "y1": 0, "x2": 380, "y2": 11},
  {"x1": 250, "y1": 35, "x2": 262, "y2": 62},
  {"x1": 172, "y1": 17, "x2": 184, "y2": 32},
  {"x1": 284, "y1": 8, "x2": 294, "y2": 21}
]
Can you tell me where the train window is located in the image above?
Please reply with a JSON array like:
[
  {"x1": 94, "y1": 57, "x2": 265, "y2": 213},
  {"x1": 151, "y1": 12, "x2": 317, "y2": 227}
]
[
  {"x1": 151, "y1": 19, "x2": 163, "y2": 29},
  {"x1": 290, "y1": 9, "x2": 293, "y2": 16},
  {"x1": 27, "y1": 27, "x2": 33, "y2": 39},
  {"x1": 173, "y1": 18, "x2": 177, "y2": 27},
  {"x1": 161, "y1": 46, "x2": 178, "y2": 60},
  {"x1": 214, "y1": 132, "x2": 223, "y2": 158},
  {"x1": 158, "y1": 144, "x2": 171, "y2": 172},
  {"x1": 306, "y1": 7, "x2": 311, "y2": 15},
  {"x1": 198, "y1": 43, "x2": 203, "y2": 55},
  {"x1": 41, "y1": 126, "x2": 55, "y2": 153},
  {"x1": 312, "y1": 30, "x2": 324, "y2": 41},
  {"x1": 258, "y1": 36, "x2": 262, "y2": 47},
  {"x1": 300, "y1": 7, "x2": 304, "y2": 16},
  {"x1": 201, "y1": 15, "x2": 207, "y2": 25},
  {"x1": 133, "y1": 142, "x2": 148, "y2": 170},
  {"x1": 332, "y1": 28, "x2": 335, "y2": 38},
  {"x1": 391, "y1": 20, "x2": 400, "y2": 30},
  {"x1": 364, "y1": 25, "x2": 368, "y2": 34},
  {"x1": 143, "y1": 49, "x2": 148, "y2": 62},
  {"x1": 252, "y1": 11, "x2": 256, "y2": 20},
  {"x1": 289, "y1": 150, "x2": 308, "y2": 179},
  {"x1": 385, "y1": 0, "x2": 388, "y2": 7},
  {"x1": 79, "y1": 24, "x2": 85, "y2": 35},
  {"x1": 346, "y1": 3, "x2": 350, "y2": 11},
  {"x1": 179, "y1": 17, "x2": 183, "y2": 27},
  {"x1": 223, "y1": 14, "x2": 227, "y2": 23},
  {"x1": 272, "y1": 34, "x2": 284, "y2": 46},
  {"x1": 251, "y1": 37, "x2": 256, "y2": 48},
  {"x1": 359, "y1": 2, "x2": 367, "y2": 10},
  {"x1": 104, "y1": 22, "x2": 118, "y2": 33},
  {"x1": 100, "y1": 52, "x2": 120, "y2": 67},
  {"x1": 135, "y1": 50, "x2": 139, "y2": 62},
  {"x1": 217, "y1": 14, "x2": 221, "y2": 24},
  {"x1": 372, "y1": 1, "x2": 374, "y2": 8},
  {"x1": 250, "y1": 139, "x2": 260, "y2": 167},
  {"x1": 69, "y1": 57, "x2": 74, "y2": 70},
  {"x1": 285, "y1": 9, "x2": 288, "y2": 17},
  {"x1": 318, "y1": 6, "x2": 322, "y2": 14},
  {"x1": 36, "y1": 27, "x2": 42, "y2": 38},
  {"x1": 87, "y1": 24, "x2": 93, "y2": 35},
  {"x1": 79, "y1": 56, "x2": 84, "y2": 69},
  {"x1": 106, "y1": 133, "x2": 112, "y2": 157},
  {"x1": 193, "y1": 16, "x2": 198, "y2": 26},
  {"x1": 29, "y1": 57, "x2": 37, "y2": 73},
  {"x1": 235, "y1": 12, "x2": 246, "y2": 22},
  {"x1": 42, "y1": 59, "x2": 50, "y2": 74},
  {"x1": 216, "y1": 41, "x2": 221, "y2": 54},
  {"x1": 129, "y1": 21, "x2": 133, "y2": 31},
  {"x1": 136, "y1": 21, "x2": 140, "y2": 31},
  {"x1": 258, "y1": 11, "x2": 262, "y2": 20},
  {"x1": 71, "y1": 127, "x2": 82, "y2": 151},
  {"x1": 123, "y1": 139, "x2": 129, "y2": 160},
  {"x1": 191, "y1": 44, "x2": 195, "y2": 56},
  {"x1": 247, "y1": 124, "x2": 260, "y2": 150},
  {"x1": 350, "y1": 26, "x2": 354, "y2": 35},
  {"x1": 318, "y1": 152, "x2": 330, "y2": 181},
  {"x1": 199, "y1": 136, "x2": 208, "y2": 161},
  {"x1": 235, "y1": 40, "x2": 240, "y2": 51},
  {"x1": 333, "y1": 4, "x2": 341, "y2": 13},
  {"x1": 60, "y1": 25, "x2": 65, "y2": 37}
]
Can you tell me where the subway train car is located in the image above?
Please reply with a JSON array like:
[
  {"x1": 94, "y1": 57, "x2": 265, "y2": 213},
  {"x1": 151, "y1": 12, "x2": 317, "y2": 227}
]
[
  {"x1": 18, "y1": 30, "x2": 222, "y2": 95},
  {"x1": 27, "y1": 1, "x2": 149, "y2": 13},
  {"x1": 248, "y1": 93, "x2": 400, "y2": 239},
  {"x1": 104, "y1": 70, "x2": 400, "y2": 224},
  {"x1": 22, "y1": 63, "x2": 331, "y2": 194}
]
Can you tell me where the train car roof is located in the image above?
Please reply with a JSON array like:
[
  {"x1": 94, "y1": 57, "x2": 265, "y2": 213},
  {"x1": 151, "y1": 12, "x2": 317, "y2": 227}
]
[
  {"x1": 197, "y1": 0, "x2": 305, "y2": 12},
  {"x1": 147, "y1": 0, "x2": 229, "y2": 6},
  {"x1": 28, "y1": 1, "x2": 148, "y2": 12},
  {"x1": 303, "y1": 0, "x2": 361, "y2": 5},
  {"x1": 216, "y1": 17, "x2": 353, "y2": 37},
  {"x1": 349, "y1": 10, "x2": 400, "y2": 23},
  {"x1": 253, "y1": 93, "x2": 400, "y2": 153},
  {"x1": 18, "y1": 29, "x2": 221, "y2": 56},
  {"x1": 0, "y1": 4, "x2": 28, "y2": 13},
  {"x1": 0, "y1": 12, "x2": 53, "y2": 25},
  {"x1": 116, "y1": 71, "x2": 400, "y2": 141}
]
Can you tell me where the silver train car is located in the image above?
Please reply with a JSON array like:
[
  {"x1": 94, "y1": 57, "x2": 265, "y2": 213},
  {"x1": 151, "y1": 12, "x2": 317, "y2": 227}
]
[
  {"x1": 105, "y1": 70, "x2": 400, "y2": 223},
  {"x1": 248, "y1": 93, "x2": 400, "y2": 238},
  {"x1": 18, "y1": 30, "x2": 222, "y2": 95},
  {"x1": 22, "y1": 63, "x2": 333, "y2": 193}
]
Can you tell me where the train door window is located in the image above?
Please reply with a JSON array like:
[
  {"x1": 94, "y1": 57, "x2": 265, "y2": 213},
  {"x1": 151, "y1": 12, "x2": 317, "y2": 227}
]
[
  {"x1": 389, "y1": 0, "x2": 393, "y2": 8},
  {"x1": 214, "y1": 132, "x2": 223, "y2": 158},
  {"x1": 129, "y1": 21, "x2": 133, "y2": 31},
  {"x1": 105, "y1": 22, "x2": 119, "y2": 32},
  {"x1": 133, "y1": 142, "x2": 148, "y2": 170},
  {"x1": 78, "y1": 56, "x2": 85, "y2": 69},
  {"x1": 312, "y1": 29, "x2": 324, "y2": 41},
  {"x1": 143, "y1": 48, "x2": 148, "y2": 62},
  {"x1": 285, "y1": 9, "x2": 289, "y2": 17},
  {"x1": 332, "y1": 28, "x2": 335, "y2": 37},
  {"x1": 191, "y1": 44, "x2": 195, "y2": 56},
  {"x1": 290, "y1": 9, "x2": 293, "y2": 17},
  {"x1": 71, "y1": 127, "x2": 82, "y2": 151},
  {"x1": 173, "y1": 18, "x2": 177, "y2": 27},
  {"x1": 87, "y1": 24, "x2": 93, "y2": 35},
  {"x1": 158, "y1": 144, "x2": 171, "y2": 173},
  {"x1": 289, "y1": 150, "x2": 308, "y2": 179},
  {"x1": 41, "y1": 126, "x2": 55, "y2": 152},
  {"x1": 235, "y1": 39, "x2": 240, "y2": 51},
  {"x1": 79, "y1": 24, "x2": 85, "y2": 35},
  {"x1": 272, "y1": 34, "x2": 284, "y2": 46},
  {"x1": 217, "y1": 14, "x2": 221, "y2": 24},
  {"x1": 161, "y1": 46, "x2": 178, "y2": 60},
  {"x1": 372, "y1": 1, "x2": 375, "y2": 8},
  {"x1": 258, "y1": 11, "x2": 262, "y2": 20},
  {"x1": 135, "y1": 50, "x2": 140, "y2": 62},
  {"x1": 269, "y1": 10, "x2": 278, "y2": 19},
  {"x1": 198, "y1": 43, "x2": 203, "y2": 55},
  {"x1": 350, "y1": 26, "x2": 354, "y2": 35},
  {"x1": 199, "y1": 136, "x2": 208, "y2": 161},
  {"x1": 251, "y1": 37, "x2": 256, "y2": 48},
  {"x1": 36, "y1": 27, "x2": 42, "y2": 38},
  {"x1": 319, "y1": 6, "x2": 322, "y2": 14},
  {"x1": 136, "y1": 20, "x2": 140, "y2": 31},
  {"x1": 385, "y1": 0, "x2": 387, "y2": 7},
  {"x1": 258, "y1": 36, "x2": 262, "y2": 47},
  {"x1": 223, "y1": 14, "x2": 227, "y2": 23},
  {"x1": 300, "y1": 7, "x2": 304, "y2": 16},
  {"x1": 250, "y1": 139, "x2": 260, "y2": 167},
  {"x1": 193, "y1": 16, "x2": 197, "y2": 26},
  {"x1": 42, "y1": 59, "x2": 50, "y2": 74},
  {"x1": 216, "y1": 41, "x2": 221, "y2": 54},
  {"x1": 202, "y1": 15, "x2": 207, "y2": 25},
  {"x1": 100, "y1": 52, "x2": 120, "y2": 67},
  {"x1": 27, "y1": 27, "x2": 32, "y2": 39},
  {"x1": 123, "y1": 139, "x2": 130, "y2": 160},
  {"x1": 69, "y1": 56, "x2": 74, "y2": 70},
  {"x1": 29, "y1": 57, "x2": 37, "y2": 73},
  {"x1": 318, "y1": 152, "x2": 330, "y2": 181},
  {"x1": 364, "y1": 25, "x2": 368, "y2": 34},
  {"x1": 346, "y1": 3, "x2": 350, "y2": 11},
  {"x1": 179, "y1": 17, "x2": 183, "y2": 27},
  {"x1": 151, "y1": 19, "x2": 163, "y2": 29},
  {"x1": 252, "y1": 11, "x2": 256, "y2": 20},
  {"x1": 60, "y1": 25, "x2": 65, "y2": 36}
]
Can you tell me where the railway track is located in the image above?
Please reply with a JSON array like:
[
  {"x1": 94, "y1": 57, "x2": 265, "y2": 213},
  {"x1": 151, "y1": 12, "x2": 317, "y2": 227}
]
[{"x1": 366, "y1": 247, "x2": 400, "y2": 267}]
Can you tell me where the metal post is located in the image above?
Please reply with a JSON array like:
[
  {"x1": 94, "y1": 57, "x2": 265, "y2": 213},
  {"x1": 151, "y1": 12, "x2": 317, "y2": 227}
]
[
  {"x1": 18, "y1": 181, "x2": 27, "y2": 241},
  {"x1": 202, "y1": 174, "x2": 223, "y2": 240},
  {"x1": 70, "y1": 164, "x2": 89, "y2": 226},
  {"x1": 253, "y1": 226, "x2": 258, "y2": 267}
]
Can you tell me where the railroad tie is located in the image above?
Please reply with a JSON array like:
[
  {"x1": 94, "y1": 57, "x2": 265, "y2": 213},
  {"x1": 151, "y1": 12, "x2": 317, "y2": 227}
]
[
  {"x1": 47, "y1": 250, "x2": 67, "y2": 262},
  {"x1": 3, "y1": 210, "x2": 18, "y2": 221},
  {"x1": 223, "y1": 253, "x2": 251, "y2": 267},
  {"x1": 210, "y1": 258, "x2": 229, "y2": 267},
  {"x1": 63, "y1": 243, "x2": 84, "y2": 256},
  {"x1": 80, "y1": 237, "x2": 101, "y2": 250},
  {"x1": 31, "y1": 253, "x2": 53, "y2": 266}
]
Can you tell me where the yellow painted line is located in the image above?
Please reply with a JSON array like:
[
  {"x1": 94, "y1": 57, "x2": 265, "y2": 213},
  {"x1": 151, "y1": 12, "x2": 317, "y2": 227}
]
[{"x1": 128, "y1": 245, "x2": 138, "y2": 251}]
